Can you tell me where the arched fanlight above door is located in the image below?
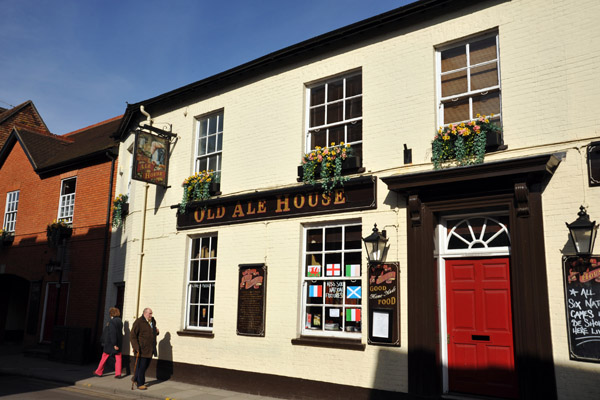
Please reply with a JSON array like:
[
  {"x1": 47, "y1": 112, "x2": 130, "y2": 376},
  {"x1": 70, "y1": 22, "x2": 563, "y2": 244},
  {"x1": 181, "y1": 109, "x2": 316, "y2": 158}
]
[{"x1": 445, "y1": 216, "x2": 510, "y2": 252}]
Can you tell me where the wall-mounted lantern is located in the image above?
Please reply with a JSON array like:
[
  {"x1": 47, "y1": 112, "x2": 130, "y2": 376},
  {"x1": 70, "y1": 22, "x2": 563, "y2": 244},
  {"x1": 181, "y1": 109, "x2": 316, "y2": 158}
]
[
  {"x1": 566, "y1": 206, "x2": 598, "y2": 256},
  {"x1": 46, "y1": 259, "x2": 61, "y2": 275},
  {"x1": 362, "y1": 224, "x2": 389, "y2": 264}
]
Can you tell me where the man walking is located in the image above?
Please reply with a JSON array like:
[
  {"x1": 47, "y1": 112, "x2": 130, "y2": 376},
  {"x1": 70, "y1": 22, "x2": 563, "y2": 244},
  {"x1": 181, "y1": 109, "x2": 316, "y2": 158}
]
[{"x1": 130, "y1": 308, "x2": 159, "y2": 390}]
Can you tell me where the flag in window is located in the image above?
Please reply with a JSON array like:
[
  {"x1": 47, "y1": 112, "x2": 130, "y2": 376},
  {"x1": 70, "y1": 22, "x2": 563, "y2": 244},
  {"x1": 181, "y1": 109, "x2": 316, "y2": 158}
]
[
  {"x1": 308, "y1": 265, "x2": 321, "y2": 277},
  {"x1": 326, "y1": 263, "x2": 341, "y2": 276},
  {"x1": 345, "y1": 264, "x2": 360, "y2": 277},
  {"x1": 347, "y1": 286, "x2": 361, "y2": 299},
  {"x1": 309, "y1": 285, "x2": 322, "y2": 297},
  {"x1": 346, "y1": 308, "x2": 361, "y2": 322}
]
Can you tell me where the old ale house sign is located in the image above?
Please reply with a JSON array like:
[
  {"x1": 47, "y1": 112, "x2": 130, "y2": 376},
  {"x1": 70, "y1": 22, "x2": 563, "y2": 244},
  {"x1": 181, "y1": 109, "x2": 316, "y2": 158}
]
[{"x1": 177, "y1": 176, "x2": 376, "y2": 229}]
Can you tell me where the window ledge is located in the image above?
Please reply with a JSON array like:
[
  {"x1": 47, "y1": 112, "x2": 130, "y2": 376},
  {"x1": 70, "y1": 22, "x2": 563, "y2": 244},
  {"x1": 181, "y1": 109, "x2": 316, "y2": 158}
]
[
  {"x1": 291, "y1": 336, "x2": 365, "y2": 351},
  {"x1": 176, "y1": 330, "x2": 214, "y2": 338}
]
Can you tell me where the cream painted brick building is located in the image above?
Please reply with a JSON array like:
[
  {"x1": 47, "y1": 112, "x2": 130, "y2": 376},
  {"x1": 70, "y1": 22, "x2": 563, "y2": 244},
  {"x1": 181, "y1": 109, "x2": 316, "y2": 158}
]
[{"x1": 106, "y1": 0, "x2": 600, "y2": 398}]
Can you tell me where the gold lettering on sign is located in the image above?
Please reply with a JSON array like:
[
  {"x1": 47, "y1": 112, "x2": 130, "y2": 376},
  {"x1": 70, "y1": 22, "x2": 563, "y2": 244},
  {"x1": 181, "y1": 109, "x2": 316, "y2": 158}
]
[
  {"x1": 232, "y1": 202, "x2": 245, "y2": 218},
  {"x1": 216, "y1": 206, "x2": 226, "y2": 218},
  {"x1": 194, "y1": 209, "x2": 205, "y2": 223},
  {"x1": 276, "y1": 195, "x2": 290, "y2": 213},
  {"x1": 247, "y1": 201, "x2": 256, "y2": 215},
  {"x1": 257, "y1": 200, "x2": 267, "y2": 213},
  {"x1": 293, "y1": 194, "x2": 305, "y2": 209},
  {"x1": 321, "y1": 193, "x2": 331, "y2": 206},
  {"x1": 308, "y1": 193, "x2": 319, "y2": 207},
  {"x1": 334, "y1": 189, "x2": 346, "y2": 204}
]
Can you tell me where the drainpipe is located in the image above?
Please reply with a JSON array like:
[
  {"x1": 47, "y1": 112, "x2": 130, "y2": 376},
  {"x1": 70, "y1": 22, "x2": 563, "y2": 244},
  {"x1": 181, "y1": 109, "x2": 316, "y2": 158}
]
[
  {"x1": 135, "y1": 183, "x2": 149, "y2": 319},
  {"x1": 93, "y1": 150, "x2": 117, "y2": 346}
]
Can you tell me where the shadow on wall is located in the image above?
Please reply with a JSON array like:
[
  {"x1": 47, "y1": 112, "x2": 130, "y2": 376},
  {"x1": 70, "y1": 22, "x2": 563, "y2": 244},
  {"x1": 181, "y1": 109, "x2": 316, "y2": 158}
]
[{"x1": 156, "y1": 332, "x2": 173, "y2": 381}]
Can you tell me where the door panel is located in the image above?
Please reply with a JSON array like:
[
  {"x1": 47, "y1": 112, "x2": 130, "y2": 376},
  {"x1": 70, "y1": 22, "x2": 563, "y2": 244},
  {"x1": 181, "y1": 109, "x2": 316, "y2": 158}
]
[{"x1": 446, "y1": 258, "x2": 517, "y2": 398}]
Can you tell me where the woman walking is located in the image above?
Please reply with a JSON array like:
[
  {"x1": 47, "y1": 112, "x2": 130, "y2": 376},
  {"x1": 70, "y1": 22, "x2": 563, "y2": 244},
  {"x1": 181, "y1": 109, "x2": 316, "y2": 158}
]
[{"x1": 94, "y1": 307, "x2": 123, "y2": 378}]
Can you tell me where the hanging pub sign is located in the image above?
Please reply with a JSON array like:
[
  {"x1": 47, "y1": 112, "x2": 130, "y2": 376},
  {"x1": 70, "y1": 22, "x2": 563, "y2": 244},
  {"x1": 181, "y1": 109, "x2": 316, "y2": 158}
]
[
  {"x1": 368, "y1": 262, "x2": 400, "y2": 346},
  {"x1": 562, "y1": 255, "x2": 600, "y2": 363},
  {"x1": 177, "y1": 176, "x2": 376, "y2": 229},
  {"x1": 132, "y1": 127, "x2": 172, "y2": 187},
  {"x1": 237, "y1": 264, "x2": 267, "y2": 337}
]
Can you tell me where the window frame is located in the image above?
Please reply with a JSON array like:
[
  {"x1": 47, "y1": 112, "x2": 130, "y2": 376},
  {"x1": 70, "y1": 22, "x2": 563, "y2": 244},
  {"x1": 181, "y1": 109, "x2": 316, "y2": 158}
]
[
  {"x1": 194, "y1": 111, "x2": 224, "y2": 178},
  {"x1": 57, "y1": 177, "x2": 76, "y2": 224},
  {"x1": 185, "y1": 235, "x2": 218, "y2": 331},
  {"x1": 300, "y1": 221, "x2": 363, "y2": 339},
  {"x1": 436, "y1": 32, "x2": 502, "y2": 128},
  {"x1": 3, "y1": 190, "x2": 20, "y2": 232},
  {"x1": 304, "y1": 71, "x2": 363, "y2": 156}
]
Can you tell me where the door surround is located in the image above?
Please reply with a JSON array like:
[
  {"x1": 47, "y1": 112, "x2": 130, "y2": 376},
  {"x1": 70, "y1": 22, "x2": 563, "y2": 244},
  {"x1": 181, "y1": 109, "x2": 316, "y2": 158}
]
[{"x1": 381, "y1": 153, "x2": 560, "y2": 399}]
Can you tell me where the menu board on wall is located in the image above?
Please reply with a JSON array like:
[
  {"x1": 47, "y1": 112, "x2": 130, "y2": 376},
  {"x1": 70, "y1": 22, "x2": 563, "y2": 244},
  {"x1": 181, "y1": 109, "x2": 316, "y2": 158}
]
[
  {"x1": 562, "y1": 256, "x2": 600, "y2": 363},
  {"x1": 237, "y1": 264, "x2": 267, "y2": 337},
  {"x1": 368, "y1": 262, "x2": 400, "y2": 346}
]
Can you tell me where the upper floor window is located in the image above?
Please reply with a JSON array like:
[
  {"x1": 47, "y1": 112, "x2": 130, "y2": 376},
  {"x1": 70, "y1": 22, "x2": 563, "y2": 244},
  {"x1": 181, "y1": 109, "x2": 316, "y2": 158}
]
[
  {"x1": 302, "y1": 222, "x2": 363, "y2": 339},
  {"x1": 195, "y1": 111, "x2": 223, "y2": 178},
  {"x1": 186, "y1": 235, "x2": 218, "y2": 330},
  {"x1": 437, "y1": 33, "x2": 501, "y2": 127},
  {"x1": 58, "y1": 177, "x2": 76, "y2": 224},
  {"x1": 306, "y1": 72, "x2": 362, "y2": 160},
  {"x1": 3, "y1": 190, "x2": 19, "y2": 232}
]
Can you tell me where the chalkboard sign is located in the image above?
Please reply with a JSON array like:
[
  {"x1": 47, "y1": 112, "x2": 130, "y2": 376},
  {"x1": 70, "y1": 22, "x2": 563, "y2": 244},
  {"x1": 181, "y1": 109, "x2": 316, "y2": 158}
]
[
  {"x1": 237, "y1": 264, "x2": 267, "y2": 336},
  {"x1": 563, "y1": 256, "x2": 600, "y2": 363},
  {"x1": 368, "y1": 262, "x2": 400, "y2": 346}
]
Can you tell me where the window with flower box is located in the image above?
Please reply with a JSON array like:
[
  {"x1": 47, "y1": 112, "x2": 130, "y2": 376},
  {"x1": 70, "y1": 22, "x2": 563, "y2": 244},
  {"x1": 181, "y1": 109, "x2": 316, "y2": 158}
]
[
  {"x1": 437, "y1": 33, "x2": 502, "y2": 135},
  {"x1": 3, "y1": 190, "x2": 19, "y2": 232},
  {"x1": 306, "y1": 72, "x2": 362, "y2": 164},
  {"x1": 302, "y1": 222, "x2": 363, "y2": 339},
  {"x1": 58, "y1": 177, "x2": 76, "y2": 224},
  {"x1": 186, "y1": 235, "x2": 217, "y2": 330}
]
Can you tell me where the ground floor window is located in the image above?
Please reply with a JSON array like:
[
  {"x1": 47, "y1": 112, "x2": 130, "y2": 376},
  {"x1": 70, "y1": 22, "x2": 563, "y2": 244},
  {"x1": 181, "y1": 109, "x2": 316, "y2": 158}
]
[
  {"x1": 186, "y1": 236, "x2": 217, "y2": 330},
  {"x1": 302, "y1": 222, "x2": 362, "y2": 338}
]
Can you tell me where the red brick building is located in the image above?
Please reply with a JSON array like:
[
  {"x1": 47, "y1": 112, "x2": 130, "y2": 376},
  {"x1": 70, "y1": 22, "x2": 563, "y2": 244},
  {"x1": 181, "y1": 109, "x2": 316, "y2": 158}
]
[
  {"x1": 0, "y1": 109, "x2": 120, "y2": 361},
  {"x1": 0, "y1": 101, "x2": 48, "y2": 150}
]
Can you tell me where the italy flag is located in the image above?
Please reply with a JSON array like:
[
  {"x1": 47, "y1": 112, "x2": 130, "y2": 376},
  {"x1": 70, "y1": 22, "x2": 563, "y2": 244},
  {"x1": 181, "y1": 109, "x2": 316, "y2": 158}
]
[
  {"x1": 346, "y1": 308, "x2": 361, "y2": 322},
  {"x1": 345, "y1": 264, "x2": 360, "y2": 277}
]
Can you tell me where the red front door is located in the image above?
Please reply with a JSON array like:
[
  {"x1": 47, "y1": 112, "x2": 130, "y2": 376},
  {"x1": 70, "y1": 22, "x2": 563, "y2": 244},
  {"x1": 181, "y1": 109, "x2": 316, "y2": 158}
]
[
  {"x1": 446, "y1": 258, "x2": 518, "y2": 398},
  {"x1": 42, "y1": 283, "x2": 69, "y2": 342}
]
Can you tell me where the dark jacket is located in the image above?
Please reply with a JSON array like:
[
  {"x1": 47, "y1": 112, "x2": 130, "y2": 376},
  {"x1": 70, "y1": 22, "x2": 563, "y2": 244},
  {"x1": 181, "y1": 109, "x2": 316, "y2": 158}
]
[
  {"x1": 102, "y1": 317, "x2": 123, "y2": 355},
  {"x1": 130, "y1": 316, "x2": 158, "y2": 358}
]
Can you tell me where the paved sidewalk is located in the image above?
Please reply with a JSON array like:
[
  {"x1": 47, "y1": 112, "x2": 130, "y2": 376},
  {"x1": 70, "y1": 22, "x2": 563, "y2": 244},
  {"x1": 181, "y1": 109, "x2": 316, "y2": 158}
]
[{"x1": 0, "y1": 346, "x2": 280, "y2": 399}]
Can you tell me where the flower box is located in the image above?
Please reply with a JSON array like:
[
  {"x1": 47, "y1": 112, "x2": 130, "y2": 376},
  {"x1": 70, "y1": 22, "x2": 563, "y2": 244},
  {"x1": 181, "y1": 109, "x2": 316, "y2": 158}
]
[
  {"x1": 296, "y1": 155, "x2": 362, "y2": 181},
  {"x1": 46, "y1": 221, "x2": 72, "y2": 247},
  {"x1": 0, "y1": 230, "x2": 14, "y2": 249},
  {"x1": 179, "y1": 171, "x2": 221, "y2": 213},
  {"x1": 112, "y1": 194, "x2": 129, "y2": 228},
  {"x1": 431, "y1": 115, "x2": 502, "y2": 170}
]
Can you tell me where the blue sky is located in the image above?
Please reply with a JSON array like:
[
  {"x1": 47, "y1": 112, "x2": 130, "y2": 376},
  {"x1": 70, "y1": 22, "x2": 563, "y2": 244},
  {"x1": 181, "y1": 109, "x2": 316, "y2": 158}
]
[{"x1": 1, "y1": 0, "x2": 415, "y2": 134}]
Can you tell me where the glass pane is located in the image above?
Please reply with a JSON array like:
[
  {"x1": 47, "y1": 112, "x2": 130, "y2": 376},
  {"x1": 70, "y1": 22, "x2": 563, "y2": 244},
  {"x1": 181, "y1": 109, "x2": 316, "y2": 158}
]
[
  {"x1": 325, "y1": 281, "x2": 344, "y2": 305},
  {"x1": 473, "y1": 92, "x2": 500, "y2": 118},
  {"x1": 207, "y1": 155, "x2": 218, "y2": 172},
  {"x1": 62, "y1": 178, "x2": 76, "y2": 195},
  {"x1": 344, "y1": 308, "x2": 361, "y2": 332},
  {"x1": 328, "y1": 79, "x2": 344, "y2": 101},
  {"x1": 208, "y1": 306, "x2": 214, "y2": 327},
  {"x1": 211, "y1": 237, "x2": 217, "y2": 256},
  {"x1": 209, "y1": 284, "x2": 215, "y2": 304},
  {"x1": 345, "y1": 225, "x2": 362, "y2": 249},
  {"x1": 347, "y1": 121, "x2": 362, "y2": 143},
  {"x1": 208, "y1": 116, "x2": 217, "y2": 134},
  {"x1": 189, "y1": 305, "x2": 198, "y2": 326},
  {"x1": 306, "y1": 306, "x2": 323, "y2": 329},
  {"x1": 197, "y1": 158, "x2": 207, "y2": 173},
  {"x1": 324, "y1": 307, "x2": 343, "y2": 331},
  {"x1": 217, "y1": 114, "x2": 223, "y2": 132},
  {"x1": 345, "y1": 97, "x2": 362, "y2": 119},
  {"x1": 198, "y1": 306, "x2": 208, "y2": 327},
  {"x1": 307, "y1": 284, "x2": 324, "y2": 304},
  {"x1": 327, "y1": 102, "x2": 343, "y2": 124},
  {"x1": 306, "y1": 254, "x2": 322, "y2": 277},
  {"x1": 189, "y1": 260, "x2": 199, "y2": 281},
  {"x1": 345, "y1": 283, "x2": 362, "y2": 305},
  {"x1": 207, "y1": 135, "x2": 216, "y2": 154},
  {"x1": 468, "y1": 218, "x2": 485, "y2": 240},
  {"x1": 488, "y1": 232, "x2": 510, "y2": 247},
  {"x1": 198, "y1": 138, "x2": 207, "y2": 155},
  {"x1": 325, "y1": 227, "x2": 342, "y2": 250},
  {"x1": 351, "y1": 143, "x2": 363, "y2": 161},
  {"x1": 448, "y1": 234, "x2": 469, "y2": 249},
  {"x1": 471, "y1": 63, "x2": 498, "y2": 90},
  {"x1": 324, "y1": 253, "x2": 342, "y2": 276},
  {"x1": 329, "y1": 126, "x2": 344, "y2": 146},
  {"x1": 200, "y1": 283, "x2": 210, "y2": 303},
  {"x1": 191, "y1": 239, "x2": 200, "y2": 259},
  {"x1": 200, "y1": 260, "x2": 209, "y2": 281},
  {"x1": 209, "y1": 259, "x2": 217, "y2": 280},
  {"x1": 442, "y1": 70, "x2": 467, "y2": 97},
  {"x1": 216, "y1": 133, "x2": 223, "y2": 151},
  {"x1": 199, "y1": 119, "x2": 208, "y2": 137},
  {"x1": 346, "y1": 75, "x2": 362, "y2": 97},
  {"x1": 310, "y1": 85, "x2": 325, "y2": 106},
  {"x1": 470, "y1": 37, "x2": 496, "y2": 65},
  {"x1": 201, "y1": 237, "x2": 211, "y2": 257},
  {"x1": 310, "y1": 129, "x2": 326, "y2": 149},
  {"x1": 190, "y1": 284, "x2": 200, "y2": 303},
  {"x1": 443, "y1": 98, "x2": 469, "y2": 124},
  {"x1": 306, "y1": 228, "x2": 322, "y2": 252},
  {"x1": 310, "y1": 106, "x2": 325, "y2": 127},
  {"x1": 441, "y1": 46, "x2": 466, "y2": 72}
]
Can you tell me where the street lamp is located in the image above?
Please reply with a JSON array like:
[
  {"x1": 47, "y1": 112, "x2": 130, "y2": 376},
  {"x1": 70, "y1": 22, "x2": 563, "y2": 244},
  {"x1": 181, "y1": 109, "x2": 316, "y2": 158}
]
[
  {"x1": 362, "y1": 224, "x2": 388, "y2": 264},
  {"x1": 566, "y1": 206, "x2": 598, "y2": 256}
]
